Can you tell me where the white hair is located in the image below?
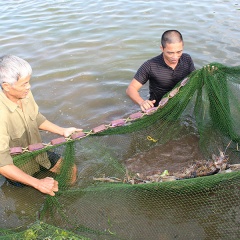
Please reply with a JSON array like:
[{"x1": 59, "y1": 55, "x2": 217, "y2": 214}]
[{"x1": 0, "y1": 55, "x2": 32, "y2": 86}]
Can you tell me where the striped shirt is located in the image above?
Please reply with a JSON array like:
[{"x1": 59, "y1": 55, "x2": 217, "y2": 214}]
[{"x1": 134, "y1": 53, "x2": 195, "y2": 106}]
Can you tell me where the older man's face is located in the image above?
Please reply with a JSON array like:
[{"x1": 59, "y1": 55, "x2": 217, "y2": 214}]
[{"x1": 8, "y1": 75, "x2": 31, "y2": 100}]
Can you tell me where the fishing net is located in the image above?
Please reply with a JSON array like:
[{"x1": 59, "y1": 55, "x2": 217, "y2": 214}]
[{"x1": 0, "y1": 62, "x2": 240, "y2": 239}]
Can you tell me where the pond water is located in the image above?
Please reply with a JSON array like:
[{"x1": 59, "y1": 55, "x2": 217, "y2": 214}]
[
  {"x1": 0, "y1": 0, "x2": 239, "y2": 238},
  {"x1": 0, "y1": 0, "x2": 239, "y2": 130}
]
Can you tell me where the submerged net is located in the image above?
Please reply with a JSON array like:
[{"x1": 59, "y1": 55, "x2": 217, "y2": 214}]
[{"x1": 1, "y1": 63, "x2": 240, "y2": 239}]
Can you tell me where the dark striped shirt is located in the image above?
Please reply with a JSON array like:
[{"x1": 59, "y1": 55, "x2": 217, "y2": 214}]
[{"x1": 134, "y1": 53, "x2": 195, "y2": 106}]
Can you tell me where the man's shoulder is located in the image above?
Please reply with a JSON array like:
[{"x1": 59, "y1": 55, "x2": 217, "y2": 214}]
[
  {"x1": 143, "y1": 54, "x2": 163, "y2": 66},
  {"x1": 0, "y1": 94, "x2": 8, "y2": 115},
  {"x1": 181, "y1": 53, "x2": 193, "y2": 60},
  {"x1": 149, "y1": 54, "x2": 163, "y2": 61},
  {"x1": 0, "y1": 106, "x2": 8, "y2": 122}
]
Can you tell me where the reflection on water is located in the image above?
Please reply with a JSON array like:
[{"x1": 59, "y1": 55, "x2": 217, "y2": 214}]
[{"x1": 0, "y1": 0, "x2": 240, "y2": 238}]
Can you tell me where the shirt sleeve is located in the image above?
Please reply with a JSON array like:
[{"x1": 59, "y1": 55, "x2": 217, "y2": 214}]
[
  {"x1": 0, "y1": 149, "x2": 13, "y2": 167},
  {"x1": 134, "y1": 60, "x2": 151, "y2": 85},
  {"x1": 0, "y1": 118, "x2": 13, "y2": 167},
  {"x1": 36, "y1": 112, "x2": 47, "y2": 127}
]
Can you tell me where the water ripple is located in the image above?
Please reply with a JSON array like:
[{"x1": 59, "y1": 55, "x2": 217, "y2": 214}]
[{"x1": 0, "y1": 0, "x2": 239, "y2": 128}]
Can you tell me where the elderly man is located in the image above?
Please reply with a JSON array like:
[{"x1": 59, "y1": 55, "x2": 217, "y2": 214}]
[
  {"x1": 126, "y1": 30, "x2": 196, "y2": 111},
  {"x1": 0, "y1": 55, "x2": 82, "y2": 196}
]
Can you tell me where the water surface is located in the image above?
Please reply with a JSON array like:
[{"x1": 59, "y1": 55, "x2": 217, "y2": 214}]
[{"x1": 0, "y1": 0, "x2": 239, "y2": 130}]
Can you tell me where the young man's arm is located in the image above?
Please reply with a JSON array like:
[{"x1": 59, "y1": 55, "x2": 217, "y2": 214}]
[{"x1": 126, "y1": 78, "x2": 155, "y2": 111}]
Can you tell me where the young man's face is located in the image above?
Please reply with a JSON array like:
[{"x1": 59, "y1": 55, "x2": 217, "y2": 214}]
[{"x1": 161, "y1": 41, "x2": 184, "y2": 66}]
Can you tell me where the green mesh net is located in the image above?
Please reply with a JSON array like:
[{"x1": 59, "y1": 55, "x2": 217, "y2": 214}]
[{"x1": 1, "y1": 63, "x2": 240, "y2": 239}]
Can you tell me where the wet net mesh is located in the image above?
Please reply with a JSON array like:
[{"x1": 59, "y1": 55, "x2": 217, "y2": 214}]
[{"x1": 1, "y1": 63, "x2": 240, "y2": 239}]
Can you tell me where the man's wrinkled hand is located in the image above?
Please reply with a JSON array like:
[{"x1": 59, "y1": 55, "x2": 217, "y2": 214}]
[{"x1": 36, "y1": 177, "x2": 59, "y2": 196}]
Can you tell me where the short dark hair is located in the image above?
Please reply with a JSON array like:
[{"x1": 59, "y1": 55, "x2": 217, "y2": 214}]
[{"x1": 161, "y1": 30, "x2": 183, "y2": 48}]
